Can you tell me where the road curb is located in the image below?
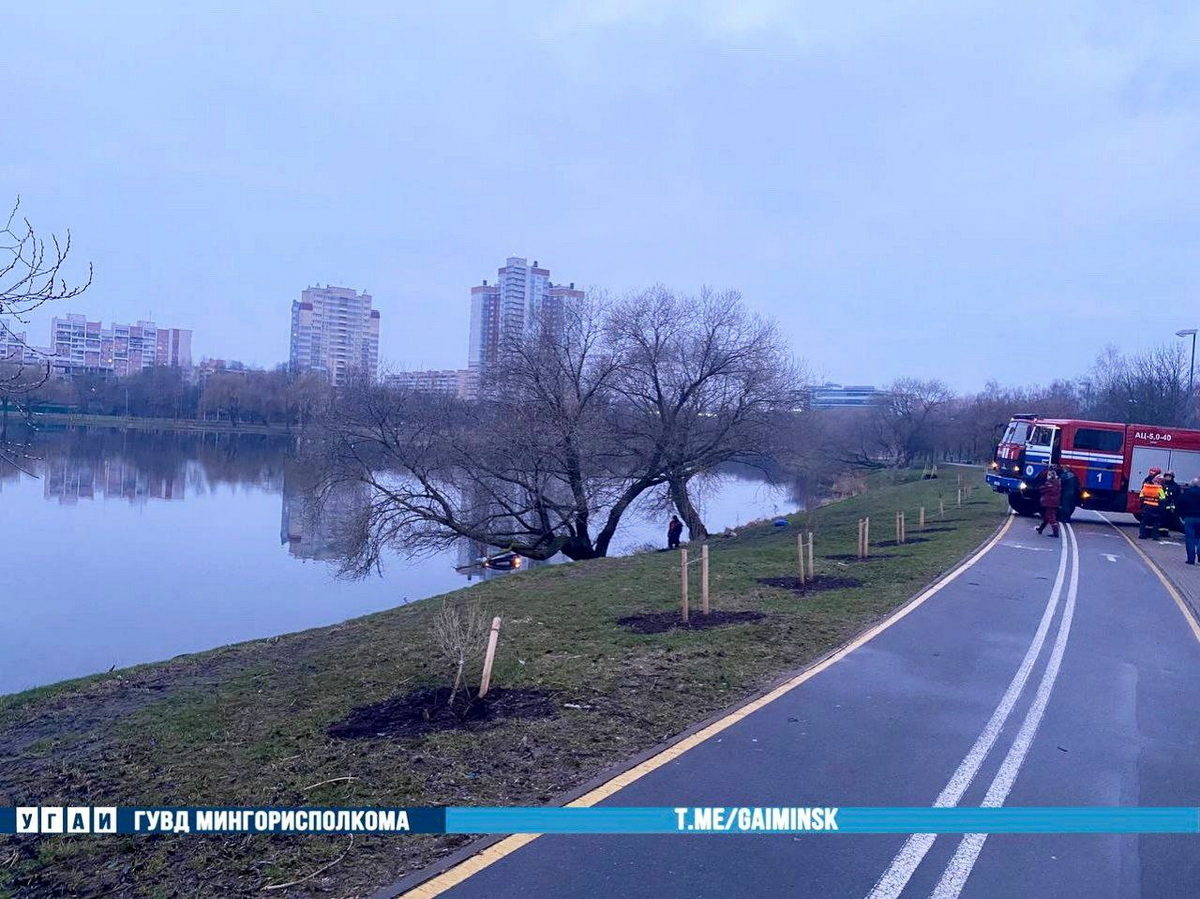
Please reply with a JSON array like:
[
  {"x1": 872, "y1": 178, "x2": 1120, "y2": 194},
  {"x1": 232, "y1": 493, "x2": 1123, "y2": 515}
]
[{"x1": 372, "y1": 512, "x2": 1015, "y2": 899}]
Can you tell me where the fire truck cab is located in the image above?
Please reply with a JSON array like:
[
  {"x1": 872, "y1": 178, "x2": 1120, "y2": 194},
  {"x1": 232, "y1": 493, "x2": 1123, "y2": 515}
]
[{"x1": 986, "y1": 415, "x2": 1200, "y2": 524}]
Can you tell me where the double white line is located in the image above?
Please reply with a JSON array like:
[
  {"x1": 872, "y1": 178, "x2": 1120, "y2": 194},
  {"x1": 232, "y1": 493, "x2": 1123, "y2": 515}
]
[{"x1": 866, "y1": 523, "x2": 1081, "y2": 899}]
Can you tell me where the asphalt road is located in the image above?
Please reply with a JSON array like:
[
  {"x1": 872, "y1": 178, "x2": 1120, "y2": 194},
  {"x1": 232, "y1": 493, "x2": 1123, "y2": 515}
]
[{"x1": 401, "y1": 512, "x2": 1200, "y2": 898}]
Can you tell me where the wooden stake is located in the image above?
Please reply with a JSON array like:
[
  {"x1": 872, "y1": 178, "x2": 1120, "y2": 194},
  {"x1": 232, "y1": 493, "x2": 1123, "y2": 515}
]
[
  {"x1": 957, "y1": 488, "x2": 962, "y2": 508},
  {"x1": 940, "y1": 497, "x2": 945, "y2": 517},
  {"x1": 864, "y1": 517, "x2": 870, "y2": 558},
  {"x1": 807, "y1": 532, "x2": 814, "y2": 581},
  {"x1": 680, "y1": 548, "x2": 689, "y2": 623},
  {"x1": 919, "y1": 506, "x2": 926, "y2": 530},
  {"x1": 857, "y1": 518, "x2": 864, "y2": 559},
  {"x1": 797, "y1": 533, "x2": 806, "y2": 584},
  {"x1": 701, "y1": 543, "x2": 710, "y2": 615},
  {"x1": 478, "y1": 616, "x2": 502, "y2": 698},
  {"x1": 901, "y1": 511, "x2": 906, "y2": 544}
]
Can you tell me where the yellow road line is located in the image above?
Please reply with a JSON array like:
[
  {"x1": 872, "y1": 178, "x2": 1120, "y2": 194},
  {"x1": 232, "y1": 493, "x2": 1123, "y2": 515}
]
[
  {"x1": 402, "y1": 514, "x2": 1016, "y2": 898},
  {"x1": 1105, "y1": 518, "x2": 1200, "y2": 645}
]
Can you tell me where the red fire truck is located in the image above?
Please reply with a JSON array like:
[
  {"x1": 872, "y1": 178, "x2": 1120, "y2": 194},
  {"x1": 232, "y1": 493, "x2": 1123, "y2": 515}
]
[{"x1": 985, "y1": 415, "x2": 1200, "y2": 522}]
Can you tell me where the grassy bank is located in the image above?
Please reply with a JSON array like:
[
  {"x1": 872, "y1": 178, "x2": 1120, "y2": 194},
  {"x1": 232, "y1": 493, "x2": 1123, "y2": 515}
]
[{"x1": 0, "y1": 470, "x2": 1005, "y2": 898}]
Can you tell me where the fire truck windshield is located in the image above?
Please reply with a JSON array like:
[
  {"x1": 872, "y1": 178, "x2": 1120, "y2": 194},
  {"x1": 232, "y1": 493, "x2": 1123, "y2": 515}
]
[{"x1": 1002, "y1": 421, "x2": 1030, "y2": 445}]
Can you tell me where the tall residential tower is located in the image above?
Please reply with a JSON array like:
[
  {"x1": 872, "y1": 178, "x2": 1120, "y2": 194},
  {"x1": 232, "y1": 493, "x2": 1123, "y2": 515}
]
[
  {"x1": 290, "y1": 286, "x2": 380, "y2": 387},
  {"x1": 467, "y1": 257, "x2": 582, "y2": 393}
]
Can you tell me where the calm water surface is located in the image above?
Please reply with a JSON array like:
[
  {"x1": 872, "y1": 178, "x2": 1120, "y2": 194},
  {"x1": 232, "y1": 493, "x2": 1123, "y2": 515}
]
[{"x1": 0, "y1": 429, "x2": 799, "y2": 694}]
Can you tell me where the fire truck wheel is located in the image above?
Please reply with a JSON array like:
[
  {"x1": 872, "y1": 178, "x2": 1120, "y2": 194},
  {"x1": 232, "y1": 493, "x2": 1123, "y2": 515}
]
[{"x1": 1007, "y1": 494, "x2": 1040, "y2": 517}]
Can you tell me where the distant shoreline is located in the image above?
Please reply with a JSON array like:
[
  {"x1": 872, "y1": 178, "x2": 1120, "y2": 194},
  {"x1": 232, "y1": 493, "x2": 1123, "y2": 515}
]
[{"x1": 26, "y1": 411, "x2": 293, "y2": 436}]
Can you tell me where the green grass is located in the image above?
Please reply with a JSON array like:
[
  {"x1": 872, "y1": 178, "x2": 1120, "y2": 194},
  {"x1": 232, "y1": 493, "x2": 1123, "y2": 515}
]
[{"x1": 0, "y1": 468, "x2": 1004, "y2": 897}]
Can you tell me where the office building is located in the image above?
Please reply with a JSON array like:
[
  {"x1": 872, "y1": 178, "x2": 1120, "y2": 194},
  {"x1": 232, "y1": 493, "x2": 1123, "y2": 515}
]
[
  {"x1": 809, "y1": 384, "x2": 885, "y2": 408},
  {"x1": 48, "y1": 314, "x2": 193, "y2": 377},
  {"x1": 466, "y1": 257, "x2": 582, "y2": 395},
  {"x1": 290, "y1": 286, "x2": 380, "y2": 387}
]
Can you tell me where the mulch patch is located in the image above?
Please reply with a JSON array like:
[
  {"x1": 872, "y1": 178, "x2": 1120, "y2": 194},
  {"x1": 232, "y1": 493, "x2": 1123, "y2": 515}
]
[
  {"x1": 757, "y1": 575, "x2": 862, "y2": 594},
  {"x1": 328, "y1": 686, "x2": 556, "y2": 739},
  {"x1": 617, "y1": 609, "x2": 765, "y2": 634},
  {"x1": 916, "y1": 526, "x2": 955, "y2": 533},
  {"x1": 823, "y1": 552, "x2": 897, "y2": 561}
]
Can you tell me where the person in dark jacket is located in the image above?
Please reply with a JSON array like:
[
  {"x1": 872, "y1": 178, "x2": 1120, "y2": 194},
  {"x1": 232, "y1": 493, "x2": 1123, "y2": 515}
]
[
  {"x1": 1057, "y1": 466, "x2": 1081, "y2": 520},
  {"x1": 667, "y1": 515, "x2": 683, "y2": 549},
  {"x1": 1035, "y1": 467, "x2": 1062, "y2": 538},
  {"x1": 1177, "y1": 478, "x2": 1200, "y2": 565},
  {"x1": 1160, "y1": 471, "x2": 1181, "y2": 536}
]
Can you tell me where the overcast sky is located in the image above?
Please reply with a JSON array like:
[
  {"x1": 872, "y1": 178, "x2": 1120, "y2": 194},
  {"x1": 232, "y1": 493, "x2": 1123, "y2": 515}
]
[{"x1": 4, "y1": 1, "x2": 1200, "y2": 390}]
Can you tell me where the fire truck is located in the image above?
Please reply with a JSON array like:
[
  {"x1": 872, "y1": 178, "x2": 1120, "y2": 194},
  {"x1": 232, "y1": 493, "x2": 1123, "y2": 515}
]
[{"x1": 985, "y1": 415, "x2": 1200, "y2": 523}]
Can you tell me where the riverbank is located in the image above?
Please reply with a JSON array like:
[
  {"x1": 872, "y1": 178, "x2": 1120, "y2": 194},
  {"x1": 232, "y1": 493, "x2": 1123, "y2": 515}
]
[
  {"x1": 27, "y1": 411, "x2": 293, "y2": 435},
  {"x1": 0, "y1": 470, "x2": 1005, "y2": 898}
]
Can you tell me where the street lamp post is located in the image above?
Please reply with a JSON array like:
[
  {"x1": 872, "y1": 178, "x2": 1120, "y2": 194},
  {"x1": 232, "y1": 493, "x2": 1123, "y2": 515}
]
[{"x1": 1177, "y1": 329, "x2": 1197, "y2": 427}]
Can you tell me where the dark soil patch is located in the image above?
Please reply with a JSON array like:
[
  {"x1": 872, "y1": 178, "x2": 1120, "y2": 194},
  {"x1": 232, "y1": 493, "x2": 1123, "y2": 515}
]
[
  {"x1": 875, "y1": 537, "x2": 931, "y2": 548},
  {"x1": 757, "y1": 575, "x2": 862, "y2": 594},
  {"x1": 916, "y1": 526, "x2": 955, "y2": 533},
  {"x1": 617, "y1": 609, "x2": 765, "y2": 634},
  {"x1": 823, "y1": 552, "x2": 898, "y2": 561},
  {"x1": 328, "y1": 686, "x2": 556, "y2": 739}
]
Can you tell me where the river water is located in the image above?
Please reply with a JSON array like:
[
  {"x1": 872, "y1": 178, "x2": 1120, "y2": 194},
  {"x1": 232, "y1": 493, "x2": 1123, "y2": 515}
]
[{"x1": 0, "y1": 429, "x2": 801, "y2": 695}]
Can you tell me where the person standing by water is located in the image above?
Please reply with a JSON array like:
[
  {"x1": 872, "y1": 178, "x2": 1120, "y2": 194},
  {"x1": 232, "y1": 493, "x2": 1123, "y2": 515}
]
[
  {"x1": 1035, "y1": 467, "x2": 1062, "y2": 538},
  {"x1": 667, "y1": 515, "x2": 683, "y2": 549},
  {"x1": 1178, "y1": 478, "x2": 1200, "y2": 565}
]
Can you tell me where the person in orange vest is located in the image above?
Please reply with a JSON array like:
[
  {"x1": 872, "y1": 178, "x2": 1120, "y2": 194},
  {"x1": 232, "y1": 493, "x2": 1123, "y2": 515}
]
[{"x1": 1139, "y1": 467, "x2": 1167, "y2": 539}]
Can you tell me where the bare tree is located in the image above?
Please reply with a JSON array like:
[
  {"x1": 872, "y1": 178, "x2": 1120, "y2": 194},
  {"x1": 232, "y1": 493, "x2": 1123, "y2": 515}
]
[
  {"x1": 315, "y1": 298, "x2": 651, "y2": 565},
  {"x1": 431, "y1": 599, "x2": 490, "y2": 709},
  {"x1": 607, "y1": 287, "x2": 800, "y2": 540},
  {"x1": 0, "y1": 198, "x2": 91, "y2": 468},
  {"x1": 1080, "y1": 343, "x2": 1189, "y2": 426},
  {"x1": 833, "y1": 378, "x2": 952, "y2": 469},
  {"x1": 314, "y1": 287, "x2": 802, "y2": 566}
]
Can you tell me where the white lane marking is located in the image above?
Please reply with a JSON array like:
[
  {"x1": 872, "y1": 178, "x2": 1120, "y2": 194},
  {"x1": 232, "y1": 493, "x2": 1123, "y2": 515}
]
[
  {"x1": 930, "y1": 523, "x2": 1081, "y2": 899},
  {"x1": 864, "y1": 532, "x2": 1071, "y2": 899},
  {"x1": 1003, "y1": 542, "x2": 1054, "y2": 553},
  {"x1": 1103, "y1": 554, "x2": 1118, "y2": 562}
]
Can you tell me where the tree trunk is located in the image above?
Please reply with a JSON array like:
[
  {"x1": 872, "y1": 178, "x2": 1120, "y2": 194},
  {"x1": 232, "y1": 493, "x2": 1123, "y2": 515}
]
[{"x1": 669, "y1": 474, "x2": 708, "y2": 541}]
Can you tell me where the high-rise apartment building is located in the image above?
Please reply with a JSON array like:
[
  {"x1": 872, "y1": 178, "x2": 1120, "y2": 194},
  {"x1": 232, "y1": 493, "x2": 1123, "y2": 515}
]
[
  {"x1": 466, "y1": 257, "x2": 582, "y2": 394},
  {"x1": 290, "y1": 286, "x2": 380, "y2": 387},
  {"x1": 48, "y1": 314, "x2": 192, "y2": 377},
  {"x1": 0, "y1": 326, "x2": 35, "y2": 365}
]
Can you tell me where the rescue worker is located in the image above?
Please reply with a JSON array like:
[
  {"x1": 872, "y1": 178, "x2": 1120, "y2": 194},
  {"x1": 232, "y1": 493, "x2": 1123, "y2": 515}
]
[
  {"x1": 1058, "y1": 465, "x2": 1081, "y2": 520},
  {"x1": 1179, "y1": 477, "x2": 1200, "y2": 565},
  {"x1": 1139, "y1": 467, "x2": 1167, "y2": 539},
  {"x1": 1160, "y1": 471, "x2": 1181, "y2": 537},
  {"x1": 1035, "y1": 466, "x2": 1062, "y2": 538},
  {"x1": 667, "y1": 515, "x2": 683, "y2": 549}
]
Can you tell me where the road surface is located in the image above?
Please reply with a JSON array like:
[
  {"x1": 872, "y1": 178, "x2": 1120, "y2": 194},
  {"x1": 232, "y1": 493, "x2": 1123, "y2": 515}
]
[{"x1": 392, "y1": 512, "x2": 1200, "y2": 899}]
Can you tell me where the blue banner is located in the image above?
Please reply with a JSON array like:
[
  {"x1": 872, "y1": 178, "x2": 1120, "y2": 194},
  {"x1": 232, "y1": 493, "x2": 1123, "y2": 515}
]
[{"x1": 3, "y1": 806, "x2": 1198, "y2": 836}]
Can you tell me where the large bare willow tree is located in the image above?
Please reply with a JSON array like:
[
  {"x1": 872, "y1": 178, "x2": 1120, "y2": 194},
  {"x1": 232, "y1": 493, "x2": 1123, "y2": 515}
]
[
  {"x1": 0, "y1": 198, "x2": 92, "y2": 464},
  {"x1": 608, "y1": 287, "x2": 799, "y2": 541},
  {"x1": 315, "y1": 287, "x2": 801, "y2": 567}
]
